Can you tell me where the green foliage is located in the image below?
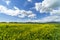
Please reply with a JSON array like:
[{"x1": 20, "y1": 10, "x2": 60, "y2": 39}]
[{"x1": 0, "y1": 23, "x2": 60, "y2": 40}]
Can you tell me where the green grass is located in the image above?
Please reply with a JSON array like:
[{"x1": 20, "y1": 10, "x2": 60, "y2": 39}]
[{"x1": 0, "y1": 23, "x2": 60, "y2": 40}]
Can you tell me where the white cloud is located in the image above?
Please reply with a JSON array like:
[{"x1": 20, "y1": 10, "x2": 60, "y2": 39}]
[
  {"x1": 5, "y1": 0, "x2": 10, "y2": 5},
  {"x1": 3, "y1": 0, "x2": 10, "y2": 5},
  {"x1": 39, "y1": 15, "x2": 60, "y2": 22},
  {"x1": 27, "y1": 0, "x2": 32, "y2": 2},
  {"x1": 50, "y1": 9, "x2": 60, "y2": 15},
  {"x1": 18, "y1": 14, "x2": 26, "y2": 18},
  {"x1": 28, "y1": 14, "x2": 36, "y2": 18},
  {"x1": 35, "y1": 0, "x2": 60, "y2": 14},
  {"x1": 0, "y1": 5, "x2": 36, "y2": 18},
  {"x1": 34, "y1": 0, "x2": 60, "y2": 22},
  {"x1": 26, "y1": 15, "x2": 60, "y2": 22}
]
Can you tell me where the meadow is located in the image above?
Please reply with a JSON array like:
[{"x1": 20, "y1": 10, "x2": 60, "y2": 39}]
[{"x1": 0, "y1": 23, "x2": 60, "y2": 40}]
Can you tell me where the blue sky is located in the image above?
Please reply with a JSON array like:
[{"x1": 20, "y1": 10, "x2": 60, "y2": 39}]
[{"x1": 0, "y1": 0, "x2": 60, "y2": 22}]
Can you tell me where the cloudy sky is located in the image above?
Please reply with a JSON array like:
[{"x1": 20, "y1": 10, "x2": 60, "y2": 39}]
[{"x1": 0, "y1": 0, "x2": 60, "y2": 22}]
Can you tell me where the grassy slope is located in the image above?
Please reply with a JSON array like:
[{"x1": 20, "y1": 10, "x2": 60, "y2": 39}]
[{"x1": 0, "y1": 23, "x2": 60, "y2": 40}]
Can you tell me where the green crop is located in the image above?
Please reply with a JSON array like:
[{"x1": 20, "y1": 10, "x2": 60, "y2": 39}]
[{"x1": 0, "y1": 23, "x2": 60, "y2": 40}]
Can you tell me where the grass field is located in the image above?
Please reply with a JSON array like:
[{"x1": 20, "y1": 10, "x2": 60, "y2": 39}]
[{"x1": 0, "y1": 23, "x2": 60, "y2": 40}]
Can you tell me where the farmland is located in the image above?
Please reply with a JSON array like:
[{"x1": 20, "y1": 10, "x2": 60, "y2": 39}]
[{"x1": 0, "y1": 23, "x2": 60, "y2": 40}]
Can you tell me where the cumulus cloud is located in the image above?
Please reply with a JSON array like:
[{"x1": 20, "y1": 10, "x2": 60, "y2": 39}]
[
  {"x1": 27, "y1": 0, "x2": 32, "y2": 2},
  {"x1": 3, "y1": 0, "x2": 10, "y2": 5},
  {"x1": 39, "y1": 15, "x2": 60, "y2": 22},
  {"x1": 5, "y1": 0, "x2": 10, "y2": 5},
  {"x1": 35, "y1": 0, "x2": 60, "y2": 14},
  {"x1": 34, "y1": 0, "x2": 60, "y2": 22},
  {"x1": 28, "y1": 14, "x2": 36, "y2": 18},
  {"x1": 27, "y1": 15, "x2": 60, "y2": 22},
  {"x1": 0, "y1": 5, "x2": 36, "y2": 18},
  {"x1": 50, "y1": 9, "x2": 60, "y2": 15}
]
